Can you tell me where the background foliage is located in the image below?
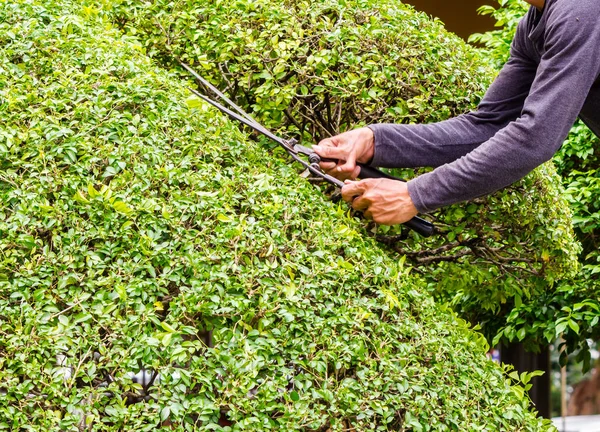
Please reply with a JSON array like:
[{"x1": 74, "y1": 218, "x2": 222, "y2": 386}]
[
  {"x1": 112, "y1": 0, "x2": 492, "y2": 142},
  {"x1": 105, "y1": 0, "x2": 580, "y2": 348},
  {"x1": 0, "y1": 0, "x2": 554, "y2": 429},
  {"x1": 471, "y1": 0, "x2": 600, "y2": 369}
]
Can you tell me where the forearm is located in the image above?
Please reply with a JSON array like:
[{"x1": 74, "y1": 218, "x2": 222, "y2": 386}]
[
  {"x1": 368, "y1": 111, "x2": 509, "y2": 168},
  {"x1": 369, "y1": 48, "x2": 537, "y2": 169},
  {"x1": 406, "y1": 0, "x2": 600, "y2": 214},
  {"x1": 406, "y1": 117, "x2": 557, "y2": 213}
]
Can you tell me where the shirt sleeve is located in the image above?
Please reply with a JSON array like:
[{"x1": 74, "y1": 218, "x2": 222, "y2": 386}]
[
  {"x1": 408, "y1": 0, "x2": 600, "y2": 213},
  {"x1": 368, "y1": 12, "x2": 539, "y2": 169}
]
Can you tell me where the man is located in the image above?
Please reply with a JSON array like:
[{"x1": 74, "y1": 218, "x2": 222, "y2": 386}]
[{"x1": 313, "y1": 0, "x2": 600, "y2": 226}]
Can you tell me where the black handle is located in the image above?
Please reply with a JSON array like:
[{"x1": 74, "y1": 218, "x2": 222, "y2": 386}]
[
  {"x1": 357, "y1": 163, "x2": 405, "y2": 181},
  {"x1": 402, "y1": 216, "x2": 435, "y2": 237}
]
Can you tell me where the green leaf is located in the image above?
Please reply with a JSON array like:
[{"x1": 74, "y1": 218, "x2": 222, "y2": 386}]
[
  {"x1": 568, "y1": 319, "x2": 580, "y2": 334},
  {"x1": 186, "y1": 95, "x2": 205, "y2": 109},
  {"x1": 161, "y1": 322, "x2": 177, "y2": 333},
  {"x1": 160, "y1": 406, "x2": 170, "y2": 422},
  {"x1": 283, "y1": 282, "x2": 297, "y2": 299},
  {"x1": 112, "y1": 201, "x2": 133, "y2": 214},
  {"x1": 73, "y1": 190, "x2": 90, "y2": 204},
  {"x1": 217, "y1": 214, "x2": 232, "y2": 223}
]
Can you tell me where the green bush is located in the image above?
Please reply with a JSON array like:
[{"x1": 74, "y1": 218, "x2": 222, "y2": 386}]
[
  {"x1": 559, "y1": 125, "x2": 600, "y2": 277},
  {"x1": 469, "y1": 0, "x2": 528, "y2": 69},
  {"x1": 0, "y1": 0, "x2": 554, "y2": 430},
  {"x1": 106, "y1": 0, "x2": 579, "y2": 345}
]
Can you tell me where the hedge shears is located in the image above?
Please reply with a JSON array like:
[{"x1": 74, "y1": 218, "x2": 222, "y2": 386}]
[{"x1": 181, "y1": 62, "x2": 435, "y2": 237}]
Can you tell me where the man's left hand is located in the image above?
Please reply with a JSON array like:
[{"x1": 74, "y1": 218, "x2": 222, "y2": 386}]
[{"x1": 341, "y1": 178, "x2": 418, "y2": 226}]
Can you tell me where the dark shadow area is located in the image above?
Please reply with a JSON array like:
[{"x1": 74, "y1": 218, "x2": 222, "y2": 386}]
[{"x1": 403, "y1": 0, "x2": 496, "y2": 40}]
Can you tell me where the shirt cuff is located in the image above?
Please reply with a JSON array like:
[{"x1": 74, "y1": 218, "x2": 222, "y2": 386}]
[
  {"x1": 407, "y1": 177, "x2": 434, "y2": 214},
  {"x1": 366, "y1": 124, "x2": 385, "y2": 167}
]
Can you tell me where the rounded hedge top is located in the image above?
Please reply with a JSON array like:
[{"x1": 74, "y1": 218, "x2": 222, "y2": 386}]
[
  {"x1": 113, "y1": 0, "x2": 493, "y2": 141},
  {"x1": 0, "y1": 1, "x2": 553, "y2": 431}
]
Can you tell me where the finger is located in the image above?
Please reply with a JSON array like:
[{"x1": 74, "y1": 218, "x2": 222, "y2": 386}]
[
  {"x1": 322, "y1": 165, "x2": 351, "y2": 181},
  {"x1": 341, "y1": 182, "x2": 359, "y2": 203},
  {"x1": 341, "y1": 181, "x2": 368, "y2": 202},
  {"x1": 351, "y1": 196, "x2": 370, "y2": 212},
  {"x1": 344, "y1": 179, "x2": 370, "y2": 194},
  {"x1": 336, "y1": 153, "x2": 356, "y2": 173},
  {"x1": 319, "y1": 161, "x2": 337, "y2": 171},
  {"x1": 331, "y1": 166, "x2": 360, "y2": 182},
  {"x1": 313, "y1": 144, "x2": 348, "y2": 161}
]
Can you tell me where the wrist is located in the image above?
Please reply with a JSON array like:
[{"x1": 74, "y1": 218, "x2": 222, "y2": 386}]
[
  {"x1": 360, "y1": 127, "x2": 375, "y2": 164},
  {"x1": 405, "y1": 191, "x2": 418, "y2": 217},
  {"x1": 406, "y1": 179, "x2": 429, "y2": 214},
  {"x1": 399, "y1": 181, "x2": 418, "y2": 213}
]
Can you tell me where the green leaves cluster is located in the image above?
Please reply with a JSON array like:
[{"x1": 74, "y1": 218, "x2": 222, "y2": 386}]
[
  {"x1": 468, "y1": 0, "x2": 528, "y2": 69},
  {"x1": 104, "y1": 0, "x2": 579, "y2": 347},
  {"x1": 0, "y1": 0, "x2": 554, "y2": 430},
  {"x1": 559, "y1": 124, "x2": 600, "y2": 277},
  {"x1": 109, "y1": 0, "x2": 491, "y2": 142}
]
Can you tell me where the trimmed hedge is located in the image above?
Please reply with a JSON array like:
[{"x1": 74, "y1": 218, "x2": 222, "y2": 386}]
[
  {"x1": 0, "y1": 0, "x2": 553, "y2": 430},
  {"x1": 107, "y1": 0, "x2": 579, "y2": 345},
  {"x1": 111, "y1": 0, "x2": 491, "y2": 142}
]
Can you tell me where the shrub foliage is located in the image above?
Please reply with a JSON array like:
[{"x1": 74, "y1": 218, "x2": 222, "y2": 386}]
[
  {"x1": 107, "y1": 0, "x2": 579, "y2": 345},
  {"x1": 112, "y1": 0, "x2": 493, "y2": 142},
  {"x1": 0, "y1": 0, "x2": 556, "y2": 430}
]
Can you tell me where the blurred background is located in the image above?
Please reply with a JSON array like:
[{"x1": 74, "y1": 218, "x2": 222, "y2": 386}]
[{"x1": 403, "y1": 0, "x2": 495, "y2": 40}]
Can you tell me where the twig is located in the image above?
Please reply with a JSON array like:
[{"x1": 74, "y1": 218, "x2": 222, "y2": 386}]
[{"x1": 284, "y1": 108, "x2": 304, "y2": 135}]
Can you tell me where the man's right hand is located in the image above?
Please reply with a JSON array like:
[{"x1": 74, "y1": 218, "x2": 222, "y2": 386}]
[{"x1": 312, "y1": 127, "x2": 375, "y2": 181}]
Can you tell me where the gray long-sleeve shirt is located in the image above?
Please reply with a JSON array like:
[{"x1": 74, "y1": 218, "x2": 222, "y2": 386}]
[{"x1": 369, "y1": 0, "x2": 600, "y2": 213}]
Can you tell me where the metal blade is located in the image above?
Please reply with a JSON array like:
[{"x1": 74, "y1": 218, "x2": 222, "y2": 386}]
[
  {"x1": 293, "y1": 143, "x2": 316, "y2": 157},
  {"x1": 186, "y1": 87, "x2": 344, "y2": 187},
  {"x1": 187, "y1": 87, "x2": 297, "y2": 153},
  {"x1": 180, "y1": 62, "x2": 267, "y2": 133}
]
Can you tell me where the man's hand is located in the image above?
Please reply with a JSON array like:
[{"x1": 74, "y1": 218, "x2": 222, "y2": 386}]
[
  {"x1": 313, "y1": 127, "x2": 375, "y2": 181},
  {"x1": 342, "y1": 178, "x2": 418, "y2": 226}
]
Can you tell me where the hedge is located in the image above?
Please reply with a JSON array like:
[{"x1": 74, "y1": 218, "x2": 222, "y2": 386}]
[
  {"x1": 106, "y1": 0, "x2": 579, "y2": 346},
  {"x1": 0, "y1": 0, "x2": 554, "y2": 430}
]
